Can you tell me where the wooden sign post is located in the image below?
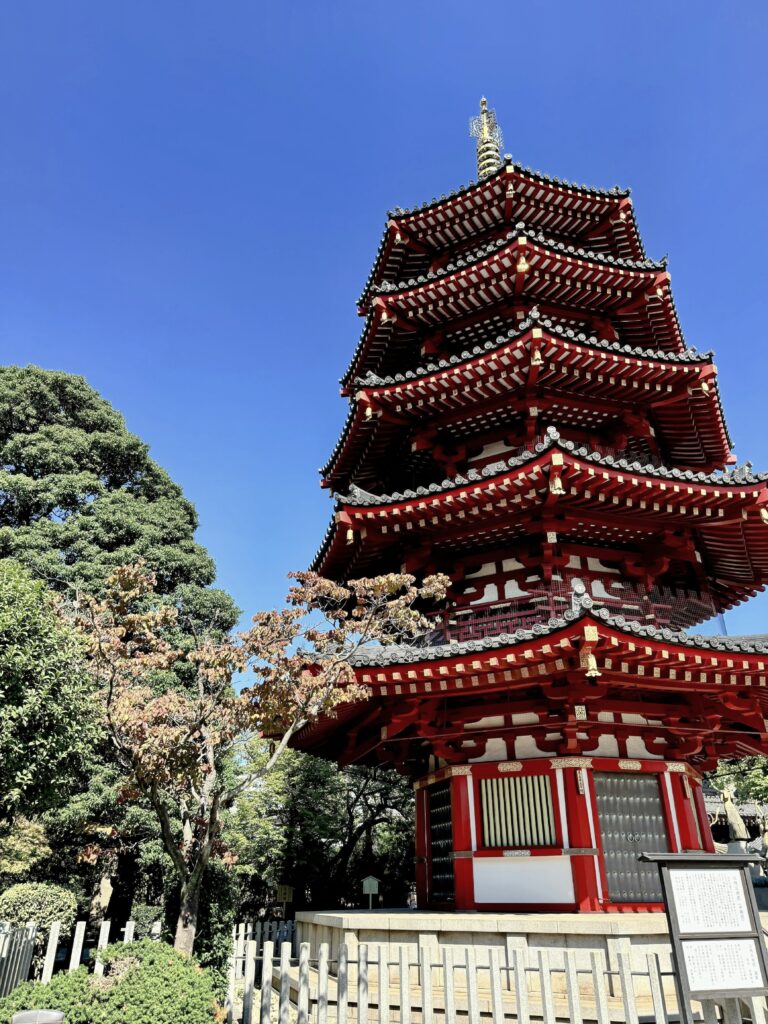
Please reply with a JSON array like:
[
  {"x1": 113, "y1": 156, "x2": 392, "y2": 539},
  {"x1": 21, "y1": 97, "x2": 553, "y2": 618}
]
[
  {"x1": 362, "y1": 875, "x2": 380, "y2": 910},
  {"x1": 276, "y1": 884, "x2": 294, "y2": 919},
  {"x1": 641, "y1": 853, "x2": 768, "y2": 1024}
]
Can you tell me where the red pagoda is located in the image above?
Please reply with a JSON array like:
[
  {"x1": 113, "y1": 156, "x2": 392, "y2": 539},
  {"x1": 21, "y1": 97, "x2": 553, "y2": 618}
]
[{"x1": 296, "y1": 100, "x2": 768, "y2": 913}]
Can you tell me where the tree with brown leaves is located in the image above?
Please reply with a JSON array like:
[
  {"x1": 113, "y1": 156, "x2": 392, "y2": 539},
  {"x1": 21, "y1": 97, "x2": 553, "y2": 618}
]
[{"x1": 72, "y1": 563, "x2": 448, "y2": 953}]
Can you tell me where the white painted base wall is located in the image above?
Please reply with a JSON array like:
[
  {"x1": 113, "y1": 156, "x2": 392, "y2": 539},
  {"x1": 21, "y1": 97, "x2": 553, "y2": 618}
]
[{"x1": 473, "y1": 855, "x2": 575, "y2": 905}]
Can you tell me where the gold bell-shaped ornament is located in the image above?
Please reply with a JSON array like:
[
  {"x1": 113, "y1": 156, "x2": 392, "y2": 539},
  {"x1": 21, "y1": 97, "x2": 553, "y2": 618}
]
[{"x1": 549, "y1": 474, "x2": 565, "y2": 496}]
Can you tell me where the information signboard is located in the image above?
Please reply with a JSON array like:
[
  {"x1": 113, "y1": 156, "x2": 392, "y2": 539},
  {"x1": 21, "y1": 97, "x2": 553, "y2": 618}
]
[{"x1": 641, "y1": 853, "x2": 768, "y2": 1021}]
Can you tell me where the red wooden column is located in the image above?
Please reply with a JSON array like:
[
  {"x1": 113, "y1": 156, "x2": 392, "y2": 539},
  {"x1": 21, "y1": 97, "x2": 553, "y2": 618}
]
[
  {"x1": 668, "y1": 770, "x2": 704, "y2": 851},
  {"x1": 563, "y1": 766, "x2": 602, "y2": 911},
  {"x1": 691, "y1": 776, "x2": 716, "y2": 853},
  {"x1": 451, "y1": 770, "x2": 476, "y2": 910}
]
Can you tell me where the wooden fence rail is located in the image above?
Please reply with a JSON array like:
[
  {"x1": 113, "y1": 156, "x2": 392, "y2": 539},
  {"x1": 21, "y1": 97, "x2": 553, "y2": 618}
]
[
  {"x1": 0, "y1": 917, "x2": 292, "y2": 994},
  {"x1": 6, "y1": 917, "x2": 768, "y2": 1024},
  {"x1": 230, "y1": 940, "x2": 768, "y2": 1024}
]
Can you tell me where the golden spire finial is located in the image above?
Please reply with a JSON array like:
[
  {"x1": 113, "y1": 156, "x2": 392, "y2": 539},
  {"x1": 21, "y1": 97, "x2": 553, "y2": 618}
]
[{"x1": 469, "y1": 97, "x2": 503, "y2": 178}]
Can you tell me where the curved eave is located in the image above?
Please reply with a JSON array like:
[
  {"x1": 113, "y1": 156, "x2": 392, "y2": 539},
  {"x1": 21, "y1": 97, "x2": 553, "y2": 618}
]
[
  {"x1": 359, "y1": 162, "x2": 645, "y2": 306},
  {"x1": 350, "y1": 602, "x2": 768, "y2": 671},
  {"x1": 343, "y1": 231, "x2": 681, "y2": 386},
  {"x1": 323, "y1": 324, "x2": 729, "y2": 491},
  {"x1": 291, "y1": 607, "x2": 768, "y2": 762},
  {"x1": 375, "y1": 222, "x2": 663, "y2": 295},
  {"x1": 313, "y1": 435, "x2": 768, "y2": 597},
  {"x1": 338, "y1": 432, "x2": 767, "y2": 509}
]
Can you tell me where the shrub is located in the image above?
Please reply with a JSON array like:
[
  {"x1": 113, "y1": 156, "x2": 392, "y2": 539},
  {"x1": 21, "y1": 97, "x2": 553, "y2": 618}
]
[
  {"x1": 129, "y1": 903, "x2": 164, "y2": 940},
  {"x1": 0, "y1": 968, "x2": 93, "y2": 1024},
  {"x1": 0, "y1": 940, "x2": 219, "y2": 1024},
  {"x1": 0, "y1": 881, "x2": 77, "y2": 937}
]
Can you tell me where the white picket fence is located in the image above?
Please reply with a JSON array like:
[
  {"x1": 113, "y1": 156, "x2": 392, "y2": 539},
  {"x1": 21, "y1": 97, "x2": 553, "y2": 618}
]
[
  {"x1": 0, "y1": 915, "x2": 149, "y2": 994},
  {"x1": 229, "y1": 938, "x2": 768, "y2": 1024},
  {"x1": 0, "y1": 924, "x2": 36, "y2": 997},
  {"x1": 6, "y1": 917, "x2": 768, "y2": 1023}
]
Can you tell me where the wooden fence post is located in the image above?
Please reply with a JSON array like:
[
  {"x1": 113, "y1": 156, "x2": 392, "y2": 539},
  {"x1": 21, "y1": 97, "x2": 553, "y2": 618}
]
[
  {"x1": 590, "y1": 950, "x2": 609, "y2": 1024},
  {"x1": 41, "y1": 921, "x2": 60, "y2": 984},
  {"x1": 242, "y1": 938, "x2": 257, "y2": 1024},
  {"x1": 376, "y1": 944, "x2": 390, "y2": 1024},
  {"x1": 513, "y1": 945, "x2": 530, "y2": 1024},
  {"x1": 278, "y1": 941, "x2": 291, "y2": 1024},
  {"x1": 259, "y1": 940, "x2": 274, "y2": 1024},
  {"x1": 488, "y1": 946, "x2": 504, "y2": 1024},
  {"x1": 68, "y1": 921, "x2": 86, "y2": 972},
  {"x1": 297, "y1": 942, "x2": 310, "y2": 1024},
  {"x1": 93, "y1": 920, "x2": 111, "y2": 976},
  {"x1": 418, "y1": 943, "x2": 432, "y2": 1024},
  {"x1": 337, "y1": 943, "x2": 349, "y2": 1024},
  {"x1": 317, "y1": 942, "x2": 329, "y2": 1024},
  {"x1": 357, "y1": 943, "x2": 368, "y2": 1024},
  {"x1": 235, "y1": 922, "x2": 246, "y2": 980},
  {"x1": 442, "y1": 946, "x2": 455, "y2": 1024},
  {"x1": 616, "y1": 947, "x2": 639, "y2": 1024}
]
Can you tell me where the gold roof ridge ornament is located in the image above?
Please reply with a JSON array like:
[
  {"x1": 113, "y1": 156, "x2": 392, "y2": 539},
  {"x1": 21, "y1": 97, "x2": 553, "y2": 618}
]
[{"x1": 469, "y1": 97, "x2": 503, "y2": 179}]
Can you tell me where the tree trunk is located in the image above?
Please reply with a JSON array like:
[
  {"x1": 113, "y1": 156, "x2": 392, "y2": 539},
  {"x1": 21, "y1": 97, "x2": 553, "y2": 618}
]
[{"x1": 174, "y1": 880, "x2": 201, "y2": 955}]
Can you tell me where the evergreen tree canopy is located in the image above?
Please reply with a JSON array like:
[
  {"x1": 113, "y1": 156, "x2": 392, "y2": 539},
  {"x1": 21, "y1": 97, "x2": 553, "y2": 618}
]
[
  {"x1": 0, "y1": 366, "x2": 238, "y2": 629},
  {"x1": 0, "y1": 559, "x2": 98, "y2": 824}
]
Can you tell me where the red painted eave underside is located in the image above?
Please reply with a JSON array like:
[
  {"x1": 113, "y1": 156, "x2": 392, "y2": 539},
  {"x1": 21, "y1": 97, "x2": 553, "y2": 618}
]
[
  {"x1": 363, "y1": 166, "x2": 644, "y2": 302},
  {"x1": 291, "y1": 615, "x2": 768, "y2": 766},
  {"x1": 317, "y1": 449, "x2": 768, "y2": 603},
  {"x1": 347, "y1": 240, "x2": 680, "y2": 385},
  {"x1": 323, "y1": 331, "x2": 727, "y2": 488}
]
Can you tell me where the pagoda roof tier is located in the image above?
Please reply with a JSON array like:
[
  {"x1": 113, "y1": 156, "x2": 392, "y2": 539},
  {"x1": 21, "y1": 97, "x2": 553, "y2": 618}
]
[
  {"x1": 343, "y1": 226, "x2": 682, "y2": 385},
  {"x1": 359, "y1": 160, "x2": 644, "y2": 306},
  {"x1": 322, "y1": 319, "x2": 729, "y2": 490},
  {"x1": 313, "y1": 431, "x2": 768, "y2": 608},
  {"x1": 292, "y1": 605, "x2": 768, "y2": 771}
]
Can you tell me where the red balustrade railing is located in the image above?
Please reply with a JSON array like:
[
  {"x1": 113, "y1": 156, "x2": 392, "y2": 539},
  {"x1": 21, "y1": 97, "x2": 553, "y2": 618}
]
[{"x1": 424, "y1": 578, "x2": 717, "y2": 645}]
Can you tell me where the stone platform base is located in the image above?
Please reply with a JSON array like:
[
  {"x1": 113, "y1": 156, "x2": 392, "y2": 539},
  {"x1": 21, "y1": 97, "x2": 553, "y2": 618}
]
[
  {"x1": 296, "y1": 908, "x2": 768, "y2": 1000},
  {"x1": 297, "y1": 909, "x2": 673, "y2": 973}
]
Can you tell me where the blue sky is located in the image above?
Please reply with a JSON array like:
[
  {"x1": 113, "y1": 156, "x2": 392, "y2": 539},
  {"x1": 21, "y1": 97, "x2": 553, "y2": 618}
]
[{"x1": 1, "y1": 2, "x2": 767, "y2": 634}]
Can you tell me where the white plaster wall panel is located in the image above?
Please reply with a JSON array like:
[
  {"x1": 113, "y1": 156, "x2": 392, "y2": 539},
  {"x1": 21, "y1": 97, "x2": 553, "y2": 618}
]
[
  {"x1": 514, "y1": 736, "x2": 551, "y2": 759},
  {"x1": 473, "y1": 857, "x2": 575, "y2": 904},
  {"x1": 626, "y1": 735, "x2": 665, "y2": 760},
  {"x1": 469, "y1": 737, "x2": 508, "y2": 762},
  {"x1": 510, "y1": 712, "x2": 539, "y2": 726},
  {"x1": 501, "y1": 557, "x2": 525, "y2": 572},
  {"x1": 465, "y1": 562, "x2": 496, "y2": 579},
  {"x1": 587, "y1": 558, "x2": 620, "y2": 574},
  {"x1": 504, "y1": 578, "x2": 530, "y2": 598},
  {"x1": 464, "y1": 715, "x2": 505, "y2": 731},
  {"x1": 583, "y1": 734, "x2": 620, "y2": 757}
]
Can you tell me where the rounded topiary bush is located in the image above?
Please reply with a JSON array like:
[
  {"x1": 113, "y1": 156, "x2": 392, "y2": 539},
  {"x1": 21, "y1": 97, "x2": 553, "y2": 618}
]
[
  {"x1": 0, "y1": 882, "x2": 78, "y2": 934},
  {"x1": 0, "y1": 940, "x2": 219, "y2": 1024}
]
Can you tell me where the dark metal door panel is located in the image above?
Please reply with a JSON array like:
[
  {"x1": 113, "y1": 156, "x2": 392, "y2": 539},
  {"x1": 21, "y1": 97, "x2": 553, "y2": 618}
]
[
  {"x1": 427, "y1": 781, "x2": 455, "y2": 903},
  {"x1": 593, "y1": 772, "x2": 669, "y2": 903}
]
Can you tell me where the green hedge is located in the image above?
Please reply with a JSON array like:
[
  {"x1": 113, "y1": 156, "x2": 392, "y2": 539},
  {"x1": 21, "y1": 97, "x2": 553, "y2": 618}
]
[
  {"x1": 0, "y1": 940, "x2": 218, "y2": 1024},
  {"x1": 0, "y1": 883, "x2": 77, "y2": 936}
]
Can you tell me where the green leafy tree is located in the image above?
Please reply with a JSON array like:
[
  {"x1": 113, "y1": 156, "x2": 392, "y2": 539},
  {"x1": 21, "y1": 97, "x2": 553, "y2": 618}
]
[
  {"x1": 0, "y1": 367, "x2": 239, "y2": 919},
  {"x1": 0, "y1": 366, "x2": 232, "y2": 612},
  {"x1": 72, "y1": 563, "x2": 447, "y2": 953},
  {"x1": 0, "y1": 559, "x2": 98, "y2": 826},
  {"x1": 0, "y1": 818, "x2": 51, "y2": 883},
  {"x1": 710, "y1": 758, "x2": 768, "y2": 805},
  {"x1": 229, "y1": 747, "x2": 415, "y2": 912}
]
